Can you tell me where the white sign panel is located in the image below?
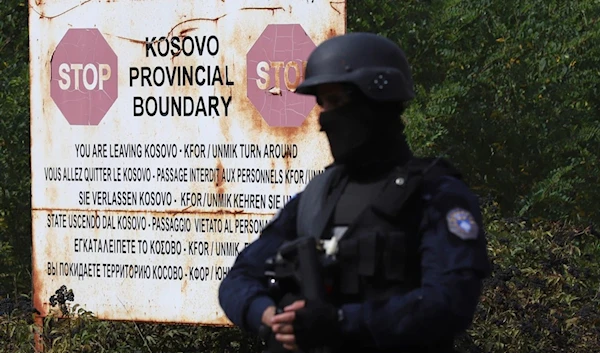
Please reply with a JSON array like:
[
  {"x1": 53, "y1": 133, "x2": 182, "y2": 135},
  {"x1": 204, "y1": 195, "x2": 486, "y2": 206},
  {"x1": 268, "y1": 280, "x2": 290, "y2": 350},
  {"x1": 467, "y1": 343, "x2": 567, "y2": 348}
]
[{"x1": 29, "y1": 0, "x2": 346, "y2": 324}]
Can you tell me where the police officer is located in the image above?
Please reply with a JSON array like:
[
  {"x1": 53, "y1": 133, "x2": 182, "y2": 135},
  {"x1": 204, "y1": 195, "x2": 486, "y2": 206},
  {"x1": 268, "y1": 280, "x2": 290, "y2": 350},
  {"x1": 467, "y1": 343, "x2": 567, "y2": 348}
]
[{"x1": 218, "y1": 32, "x2": 491, "y2": 353}]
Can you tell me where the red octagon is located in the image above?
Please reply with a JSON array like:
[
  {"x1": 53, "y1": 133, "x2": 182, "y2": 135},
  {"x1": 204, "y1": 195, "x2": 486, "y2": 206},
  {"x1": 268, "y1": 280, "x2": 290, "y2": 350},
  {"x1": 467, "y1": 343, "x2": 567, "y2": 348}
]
[
  {"x1": 50, "y1": 28, "x2": 118, "y2": 126},
  {"x1": 247, "y1": 24, "x2": 317, "y2": 127}
]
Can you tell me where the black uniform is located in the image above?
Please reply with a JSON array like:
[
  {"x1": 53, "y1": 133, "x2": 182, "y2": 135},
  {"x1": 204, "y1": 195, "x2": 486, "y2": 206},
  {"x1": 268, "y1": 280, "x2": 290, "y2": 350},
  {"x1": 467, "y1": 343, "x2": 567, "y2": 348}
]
[{"x1": 218, "y1": 33, "x2": 491, "y2": 353}]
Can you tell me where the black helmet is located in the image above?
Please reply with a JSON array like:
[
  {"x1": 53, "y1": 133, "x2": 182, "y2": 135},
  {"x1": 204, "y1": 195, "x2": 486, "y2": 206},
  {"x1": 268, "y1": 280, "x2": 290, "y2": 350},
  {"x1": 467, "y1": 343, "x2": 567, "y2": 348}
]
[{"x1": 295, "y1": 32, "x2": 415, "y2": 102}]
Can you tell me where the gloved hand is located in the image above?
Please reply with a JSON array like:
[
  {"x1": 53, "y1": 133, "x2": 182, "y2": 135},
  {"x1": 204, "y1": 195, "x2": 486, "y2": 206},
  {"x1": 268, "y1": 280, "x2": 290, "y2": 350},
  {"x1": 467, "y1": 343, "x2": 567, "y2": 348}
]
[
  {"x1": 260, "y1": 293, "x2": 304, "y2": 353},
  {"x1": 292, "y1": 299, "x2": 343, "y2": 351},
  {"x1": 259, "y1": 323, "x2": 293, "y2": 353}
]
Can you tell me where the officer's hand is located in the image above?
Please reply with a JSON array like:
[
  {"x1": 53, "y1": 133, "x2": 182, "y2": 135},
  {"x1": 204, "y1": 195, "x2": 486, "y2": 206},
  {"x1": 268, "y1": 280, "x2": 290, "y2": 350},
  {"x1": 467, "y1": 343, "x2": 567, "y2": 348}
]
[
  {"x1": 273, "y1": 299, "x2": 342, "y2": 352},
  {"x1": 271, "y1": 300, "x2": 304, "y2": 351},
  {"x1": 261, "y1": 305, "x2": 277, "y2": 327}
]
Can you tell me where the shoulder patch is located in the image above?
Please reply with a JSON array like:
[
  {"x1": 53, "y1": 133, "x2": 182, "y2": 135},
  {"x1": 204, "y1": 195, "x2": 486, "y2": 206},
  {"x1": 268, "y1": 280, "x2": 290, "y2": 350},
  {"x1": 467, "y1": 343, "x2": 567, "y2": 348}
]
[{"x1": 446, "y1": 208, "x2": 479, "y2": 240}]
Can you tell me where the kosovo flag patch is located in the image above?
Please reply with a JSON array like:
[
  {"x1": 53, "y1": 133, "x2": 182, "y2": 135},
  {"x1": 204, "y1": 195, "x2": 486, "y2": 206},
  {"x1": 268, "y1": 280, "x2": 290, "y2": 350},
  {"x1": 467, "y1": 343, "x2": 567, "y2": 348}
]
[{"x1": 446, "y1": 208, "x2": 479, "y2": 240}]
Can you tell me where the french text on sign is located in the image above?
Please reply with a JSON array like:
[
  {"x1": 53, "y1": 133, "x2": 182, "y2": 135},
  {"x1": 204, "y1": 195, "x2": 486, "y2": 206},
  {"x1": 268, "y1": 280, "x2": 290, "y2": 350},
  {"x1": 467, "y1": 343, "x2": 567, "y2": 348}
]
[
  {"x1": 45, "y1": 167, "x2": 123, "y2": 182},
  {"x1": 156, "y1": 167, "x2": 189, "y2": 182},
  {"x1": 189, "y1": 167, "x2": 219, "y2": 182}
]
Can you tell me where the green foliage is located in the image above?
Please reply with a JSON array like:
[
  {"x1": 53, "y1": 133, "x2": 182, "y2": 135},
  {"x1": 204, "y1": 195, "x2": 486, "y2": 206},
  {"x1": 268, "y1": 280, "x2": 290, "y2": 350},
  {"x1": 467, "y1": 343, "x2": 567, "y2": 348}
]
[
  {"x1": 348, "y1": 0, "x2": 600, "y2": 227},
  {"x1": 0, "y1": 307, "x2": 35, "y2": 353},
  {"x1": 1, "y1": 0, "x2": 599, "y2": 352},
  {"x1": 2, "y1": 213, "x2": 598, "y2": 352},
  {"x1": 0, "y1": 303, "x2": 262, "y2": 353},
  {"x1": 455, "y1": 208, "x2": 600, "y2": 352},
  {"x1": 0, "y1": 0, "x2": 31, "y2": 295}
]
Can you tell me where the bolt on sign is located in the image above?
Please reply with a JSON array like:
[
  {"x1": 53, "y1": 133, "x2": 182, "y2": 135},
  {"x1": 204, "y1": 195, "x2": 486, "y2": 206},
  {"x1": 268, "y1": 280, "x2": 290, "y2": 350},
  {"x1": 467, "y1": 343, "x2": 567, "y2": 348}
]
[{"x1": 29, "y1": 0, "x2": 346, "y2": 325}]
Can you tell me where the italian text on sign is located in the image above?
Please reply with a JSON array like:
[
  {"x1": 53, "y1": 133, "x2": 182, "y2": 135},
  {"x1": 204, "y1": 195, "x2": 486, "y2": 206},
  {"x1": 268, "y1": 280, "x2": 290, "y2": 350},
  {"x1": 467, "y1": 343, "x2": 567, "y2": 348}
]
[{"x1": 29, "y1": 0, "x2": 346, "y2": 325}]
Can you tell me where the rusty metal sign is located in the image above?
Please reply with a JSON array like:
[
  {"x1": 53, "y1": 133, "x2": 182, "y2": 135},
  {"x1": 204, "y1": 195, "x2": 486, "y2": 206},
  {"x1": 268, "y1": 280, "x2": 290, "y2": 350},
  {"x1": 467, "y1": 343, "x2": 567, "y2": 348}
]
[{"x1": 29, "y1": 0, "x2": 346, "y2": 325}]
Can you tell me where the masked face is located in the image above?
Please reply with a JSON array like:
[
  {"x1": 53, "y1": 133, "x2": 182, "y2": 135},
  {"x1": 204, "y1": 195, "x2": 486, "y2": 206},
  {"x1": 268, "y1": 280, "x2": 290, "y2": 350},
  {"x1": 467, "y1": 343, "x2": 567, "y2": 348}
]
[
  {"x1": 318, "y1": 100, "x2": 376, "y2": 165},
  {"x1": 316, "y1": 83, "x2": 409, "y2": 169}
]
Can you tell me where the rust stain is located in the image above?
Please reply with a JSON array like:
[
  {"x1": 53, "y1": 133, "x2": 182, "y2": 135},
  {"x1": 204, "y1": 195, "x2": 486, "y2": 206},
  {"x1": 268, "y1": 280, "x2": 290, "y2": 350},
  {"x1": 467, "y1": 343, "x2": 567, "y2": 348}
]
[
  {"x1": 217, "y1": 53, "x2": 233, "y2": 140},
  {"x1": 46, "y1": 182, "x2": 59, "y2": 207},
  {"x1": 32, "y1": 207, "x2": 250, "y2": 215},
  {"x1": 210, "y1": 314, "x2": 233, "y2": 326},
  {"x1": 327, "y1": 28, "x2": 339, "y2": 39},
  {"x1": 241, "y1": 7, "x2": 286, "y2": 15},
  {"x1": 241, "y1": 96, "x2": 319, "y2": 175},
  {"x1": 33, "y1": 316, "x2": 44, "y2": 353},
  {"x1": 90, "y1": 316, "x2": 233, "y2": 327},
  {"x1": 181, "y1": 278, "x2": 188, "y2": 292},
  {"x1": 179, "y1": 27, "x2": 198, "y2": 36},
  {"x1": 215, "y1": 160, "x2": 224, "y2": 188},
  {"x1": 238, "y1": 108, "x2": 285, "y2": 176},
  {"x1": 42, "y1": 40, "x2": 56, "y2": 158},
  {"x1": 30, "y1": 0, "x2": 344, "y2": 332},
  {"x1": 32, "y1": 236, "x2": 45, "y2": 317},
  {"x1": 170, "y1": 205, "x2": 194, "y2": 216},
  {"x1": 114, "y1": 35, "x2": 148, "y2": 45},
  {"x1": 115, "y1": 15, "x2": 226, "y2": 47},
  {"x1": 30, "y1": 0, "x2": 92, "y2": 20},
  {"x1": 167, "y1": 15, "x2": 227, "y2": 38}
]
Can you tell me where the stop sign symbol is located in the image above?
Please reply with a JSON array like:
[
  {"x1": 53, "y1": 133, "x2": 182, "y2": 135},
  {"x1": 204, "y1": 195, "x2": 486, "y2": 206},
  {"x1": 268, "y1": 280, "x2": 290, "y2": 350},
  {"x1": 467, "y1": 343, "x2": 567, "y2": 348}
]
[
  {"x1": 50, "y1": 28, "x2": 118, "y2": 126},
  {"x1": 247, "y1": 24, "x2": 317, "y2": 127}
]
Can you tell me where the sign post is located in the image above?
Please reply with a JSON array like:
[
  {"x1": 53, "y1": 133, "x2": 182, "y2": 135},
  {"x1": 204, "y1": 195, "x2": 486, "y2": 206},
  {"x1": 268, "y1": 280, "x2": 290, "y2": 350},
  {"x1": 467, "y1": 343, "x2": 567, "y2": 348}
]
[{"x1": 29, "y1": 0, "x2": 346, "y2": 330}]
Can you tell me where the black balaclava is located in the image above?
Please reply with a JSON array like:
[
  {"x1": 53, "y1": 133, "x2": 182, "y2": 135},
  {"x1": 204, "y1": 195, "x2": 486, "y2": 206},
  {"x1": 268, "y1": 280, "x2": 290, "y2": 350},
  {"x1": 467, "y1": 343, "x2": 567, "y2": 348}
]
[{"x1": 318, "y1": 90, "x2": 413, "y2": 178}]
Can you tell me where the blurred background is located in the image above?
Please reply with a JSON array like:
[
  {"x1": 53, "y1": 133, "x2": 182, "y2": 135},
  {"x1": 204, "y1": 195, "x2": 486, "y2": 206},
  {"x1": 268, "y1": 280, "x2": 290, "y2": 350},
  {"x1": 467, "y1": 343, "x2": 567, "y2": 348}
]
[{"x1": 1, "y1": 1, "x2": 599, "y2": 352}]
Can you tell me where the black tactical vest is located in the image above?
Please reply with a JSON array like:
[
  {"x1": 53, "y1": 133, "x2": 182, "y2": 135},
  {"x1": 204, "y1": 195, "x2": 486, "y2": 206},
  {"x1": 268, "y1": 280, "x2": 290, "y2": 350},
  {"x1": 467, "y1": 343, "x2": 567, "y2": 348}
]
[{"x1": 296, "y1": 157, "x2": 461, "y2": 305}]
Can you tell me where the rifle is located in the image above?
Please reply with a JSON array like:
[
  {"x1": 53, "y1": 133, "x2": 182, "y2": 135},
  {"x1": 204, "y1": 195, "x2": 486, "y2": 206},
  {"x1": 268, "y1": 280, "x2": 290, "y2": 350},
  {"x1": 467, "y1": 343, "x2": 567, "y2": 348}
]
[{"x1": 260, "y1": 236, "x2": 332, "y2": 353}]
